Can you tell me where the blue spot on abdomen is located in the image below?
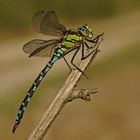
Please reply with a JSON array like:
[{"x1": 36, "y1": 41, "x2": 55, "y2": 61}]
[
  {"x1": 39, "y1": 75, "x2": 43, "y2": 81},
  {"x1": 57, "y1": 49, "x2": 64, "y2": 54},
  {"x1": 51, "y1": 56, "x2": 59, "y2": 62},
  {"x1": 32, "y1": 86, "x2": 36, "y2": 91}
]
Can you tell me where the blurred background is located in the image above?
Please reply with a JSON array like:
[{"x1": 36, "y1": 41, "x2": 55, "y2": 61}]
[{"x1": 0, "y1": 0, "x2": 140, "y2": 139}]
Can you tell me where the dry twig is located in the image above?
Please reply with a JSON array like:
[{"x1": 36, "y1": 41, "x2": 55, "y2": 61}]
[{"x1": 27, "y1": 35, "x2": 103, "y2": 140}]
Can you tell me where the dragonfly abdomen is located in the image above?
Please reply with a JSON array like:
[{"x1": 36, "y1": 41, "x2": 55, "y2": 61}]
[
  {"x1": 12, "y1": 63, "x2": 52, "y2": 133},
  {"x1": 12, "y1": 48, "x2": 65, "y2": 133}
]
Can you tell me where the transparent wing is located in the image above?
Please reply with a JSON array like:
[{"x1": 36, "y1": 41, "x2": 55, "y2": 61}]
[
  {"x1": 32, "y1": 10, "x2": 66, "y2": 37},
  {"x1": 23, "y1": 39, "x2": 61, "y2": 57}
]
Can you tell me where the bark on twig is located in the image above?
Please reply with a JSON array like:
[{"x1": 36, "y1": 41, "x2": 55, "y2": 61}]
[{"x1": 27, "y1": 36, "x2": 103, "y2": 140}]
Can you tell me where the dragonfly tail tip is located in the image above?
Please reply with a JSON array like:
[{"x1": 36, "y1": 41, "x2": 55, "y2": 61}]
[{"x1": 12, "y1": 123, "x2": 18, "y2": 134}]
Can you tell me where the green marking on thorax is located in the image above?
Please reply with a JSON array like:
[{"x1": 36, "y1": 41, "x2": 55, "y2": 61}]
[{"x1": 63, "y1": 33, "x2": 82, "y2": 48}]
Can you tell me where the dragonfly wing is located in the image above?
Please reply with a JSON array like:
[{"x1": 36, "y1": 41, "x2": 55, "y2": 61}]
[
  {"x1": 23, "y1": 39, "x2": 61, "y2": 57},
  {"x1": 32, "y1": 10, "x2": 66, "y2": 37}
]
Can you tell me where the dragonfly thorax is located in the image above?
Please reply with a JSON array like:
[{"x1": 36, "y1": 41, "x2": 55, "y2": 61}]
[{"x1": 62, "y1": 31, "x2": 82, "y2": 48}]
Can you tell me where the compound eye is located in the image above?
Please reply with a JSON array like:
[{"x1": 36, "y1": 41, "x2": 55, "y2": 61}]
[{"x1": 81, "y1": 26, "x2": 86, "y2": 31}]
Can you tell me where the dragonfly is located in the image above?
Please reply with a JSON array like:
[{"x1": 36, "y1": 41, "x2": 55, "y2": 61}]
[{"x1": 12, "y1": 10, "x2": 104, "y2": 133}]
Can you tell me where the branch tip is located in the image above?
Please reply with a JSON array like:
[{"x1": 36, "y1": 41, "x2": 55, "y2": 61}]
[{"x1": 66, "y1": 88, "x2": 98, "y2": 102}]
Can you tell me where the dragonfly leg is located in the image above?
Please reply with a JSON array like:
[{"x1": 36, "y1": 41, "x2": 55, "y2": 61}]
[
  {"x1": 71, "y1": 46, "x2": 89, "y2": 79},
  {"x1": 84, "y1": 42, "x2": 90, "y2": 50},
  {"x1": 61, "y1": 46, "x2": 77, "y2": 74},
  {"x1": 63, "y1": 56, "x2": 72, "y2": 73},
  {"x1": 81, "y1": 42, "x2": 100, "y2": 60}
]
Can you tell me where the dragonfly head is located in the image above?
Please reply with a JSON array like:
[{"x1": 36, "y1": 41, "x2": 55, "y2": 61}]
[{"x1": 78, "y1": 24, "x2": 93, "y2": 39}]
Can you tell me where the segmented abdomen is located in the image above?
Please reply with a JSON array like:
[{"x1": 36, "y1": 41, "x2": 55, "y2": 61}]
[
  {"x1": 12, "y1": 48, "x2": 66, "y2": 133},
  {"x1": 12, "y1": 62, "x2": 52, "y2": 133}
]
